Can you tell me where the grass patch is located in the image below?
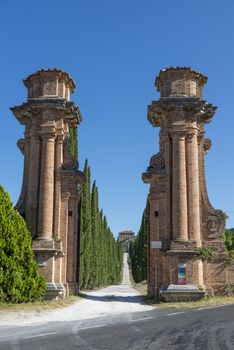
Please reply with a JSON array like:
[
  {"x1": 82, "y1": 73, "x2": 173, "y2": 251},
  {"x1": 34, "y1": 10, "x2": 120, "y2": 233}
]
[
  {"x1": 0, "y1": 295, "x2": 80, "y2": 313},
  {"x1": 132, "y1": 281, "x2": 234, "y2": 309},
  {"x1": 150, "y1": 296, "x2": 234, "y2": 309}
]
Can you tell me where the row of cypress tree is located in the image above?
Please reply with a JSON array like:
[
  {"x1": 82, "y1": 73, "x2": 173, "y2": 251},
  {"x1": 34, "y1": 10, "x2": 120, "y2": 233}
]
[
  {"x1": 79, "y1": 160, "x2": 123, "y2": 290},
  {"x1": 129, "y1": 207, "x2": 148, "y2": 283}
]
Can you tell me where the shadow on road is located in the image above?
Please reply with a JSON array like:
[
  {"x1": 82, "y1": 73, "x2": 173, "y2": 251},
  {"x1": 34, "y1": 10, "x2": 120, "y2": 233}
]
[{"x1": 79, "y1": 293, "x2": 147, "y2": 305}]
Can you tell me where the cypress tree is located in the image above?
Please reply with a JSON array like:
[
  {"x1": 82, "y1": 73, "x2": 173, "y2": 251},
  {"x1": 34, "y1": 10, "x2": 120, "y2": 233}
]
[
  {"x1": 0, "y1": 185, "x2": 46, "y2": 303},
  {"x1": 79, "y1": 160, "x2": 92, "y2": 289},
  {"x1": 99, "y1": 209, "x2": 105, "y2": 285},
  {"x1": 79, "y1": 160, "x2": 123, "y2": 290},
  {"x1": 90, "y1": 181, "x2": 99, "y2": 288},
  {"x1": 69, "y1": 127, "x2": 78, "y2": 160},
  {"x1": 130, "y1": 208, "x2": 148, "y2": 283}
]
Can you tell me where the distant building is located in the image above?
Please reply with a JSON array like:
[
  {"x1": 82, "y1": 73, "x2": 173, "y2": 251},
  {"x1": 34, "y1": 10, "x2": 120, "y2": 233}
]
[{"x1": 118, "y1": 230, "x2": 135, "y2": 252}]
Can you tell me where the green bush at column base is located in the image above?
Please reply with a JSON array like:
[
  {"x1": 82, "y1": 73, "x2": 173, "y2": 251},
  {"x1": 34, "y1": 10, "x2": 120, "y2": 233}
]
[{"x1": 0, "y1": 185, "x2": 46, "y2": 303}]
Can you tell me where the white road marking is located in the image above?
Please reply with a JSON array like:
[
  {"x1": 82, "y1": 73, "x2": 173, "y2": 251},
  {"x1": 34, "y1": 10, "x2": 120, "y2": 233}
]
[
  {"x1": 196, "y1": 304, "x2": 231, "y2": 311},
  {"x1": 79, "y1": 324, "x2": 106, "y2": 331},
  {"x1": 130, "y1": 317, "x2": 153, "y2": 322},
  {"x1": 166, "y1": 311, "x2": 186, "y2": 316},
  {"x1": 23, "y1": 332, "x2": 59, "y2": 339}
]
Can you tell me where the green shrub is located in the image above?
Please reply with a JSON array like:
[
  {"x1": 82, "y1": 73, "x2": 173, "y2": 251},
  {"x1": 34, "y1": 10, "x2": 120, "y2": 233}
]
[
  {"x1": 198, "y1": 246, "x2": 217, "y2": 261},
  {"x1": 0, "y1": 185, "x2": 46, "y2": 303}
]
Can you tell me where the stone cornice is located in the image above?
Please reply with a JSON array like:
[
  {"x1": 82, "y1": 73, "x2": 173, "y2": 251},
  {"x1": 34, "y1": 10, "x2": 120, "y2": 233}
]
[
  {"x1": 10, "y1": 100, "x2": 82, "y2": 126},
  {"x1": 147, "y1": 98, "x2": 216, "y2": 127},
  {"x1": 23, "y1": 68, "x2": 76, "y2": 92}
]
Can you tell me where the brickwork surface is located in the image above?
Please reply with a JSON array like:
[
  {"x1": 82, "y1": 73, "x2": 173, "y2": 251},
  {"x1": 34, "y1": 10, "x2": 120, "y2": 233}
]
[
  {"x1": 143, "y1": 67, "x2": 232, "y2": 298},
  {"x1": 11, "y1": 69, "x2": 85, "y2": 299}
]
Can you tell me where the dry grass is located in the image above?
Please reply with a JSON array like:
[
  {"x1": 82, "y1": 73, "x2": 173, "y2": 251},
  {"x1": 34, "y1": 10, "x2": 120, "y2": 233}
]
[
  {"x1": 132, "y1": 280, "x2": 147, "y2": 296},
  {"x1": 153, "y1": 296, "x2": 234, "y2": 309},
  {"x1": 0, "y1": 295, "x2": 80, "y2": 313},
  {"x1": 132, "y1": 281, "x2": 234, "y2": 309}
]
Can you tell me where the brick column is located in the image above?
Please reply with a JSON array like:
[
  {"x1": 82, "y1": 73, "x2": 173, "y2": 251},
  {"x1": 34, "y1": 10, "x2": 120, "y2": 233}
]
[
  {"x1": 186, "y1": 131, "x2": 201, "y2": 242},
  {"x1": 53, "y1": 133, "x2": 64, "y2": 239},
  {"x1": 162, "y1": 133, "x2": 172, "y2": 240},
  {"x1": 26, "y1": 130, "x2": 41, "y2": 237},
  {"x1": 172, "y1": 133, "x2": 188, "y2": 240},
  {"x1": 38, "y1": 132, "x2": 56, "y2": 240}
]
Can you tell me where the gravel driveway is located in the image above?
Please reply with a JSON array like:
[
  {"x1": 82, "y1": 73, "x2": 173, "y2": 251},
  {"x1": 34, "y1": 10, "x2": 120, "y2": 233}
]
[{"x1": 0, "y1": 253, "x2": 152, "y2": 326}]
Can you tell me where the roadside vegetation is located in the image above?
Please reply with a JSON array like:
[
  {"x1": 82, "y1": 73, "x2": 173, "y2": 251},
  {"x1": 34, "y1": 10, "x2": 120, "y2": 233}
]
[
  {"x1": 0, "y1": 295, "x2": 80, "y2": 312},
  {"x1": 153, "y1": 296, "x2": 234, "y2": 309},
  {"x1": 0, "y1": 185, "x2": 46, "y2": 303},
  {"x1": 129, "y1": 208, "x2": 147, "y2": 283},
  {"x1": 225, "y1": 228, "x2": 234, "y2": 261},
  {"x1": 133, "y1": 281, "x2": 234, "y2": 309},
  {"x1": 79, "y1": 159, "x2": 123, "y2": 290}
]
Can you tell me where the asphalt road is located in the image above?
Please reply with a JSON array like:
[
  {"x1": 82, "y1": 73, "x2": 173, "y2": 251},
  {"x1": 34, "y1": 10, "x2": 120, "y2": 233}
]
[{"x1": 0, "y1": 304, "x2": 233, "y2": 350}]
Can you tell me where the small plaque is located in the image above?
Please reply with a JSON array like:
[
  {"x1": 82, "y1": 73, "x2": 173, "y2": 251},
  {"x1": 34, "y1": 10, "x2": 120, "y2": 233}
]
[
  {"x1": 38, "y1": 261, "x2": 47, "y2": 268},
  {"x1": 151, "y1": 241, "x2": 162, "y2": 249}
]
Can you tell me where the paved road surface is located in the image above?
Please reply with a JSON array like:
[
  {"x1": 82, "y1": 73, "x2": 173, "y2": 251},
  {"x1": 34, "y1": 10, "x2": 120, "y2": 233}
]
[
  {"x1": 0, "y1": 304, "x2": 234, "y2": 349},
  {"x1": 0, "y1": 254, "x2": 233, "y2": 349}
]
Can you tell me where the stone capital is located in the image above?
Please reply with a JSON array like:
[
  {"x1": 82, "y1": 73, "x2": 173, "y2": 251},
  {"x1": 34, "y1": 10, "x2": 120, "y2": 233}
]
[
  {"x1": 56, "y1": 132, "x2": 65, "y2": 144},
  {"x1": 186, "y1": 129, "x2": 199, "y2": 142},
  {"x1": 170, "y1": 130, "x2": 187, "y2": 141},
  {"x1": 40, "y1": 132, "x2": 57, "y2": 142}
]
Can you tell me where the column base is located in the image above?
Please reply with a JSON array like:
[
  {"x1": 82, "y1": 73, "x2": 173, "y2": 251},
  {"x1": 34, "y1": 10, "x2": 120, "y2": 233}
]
[
  {"x1": 67, "y1": 282, "x2": 79, "y2": 296},
  {"x1": 170, "y1": 239, "x2": 200, "y2": 251},
  {"x1": 160, "y1": 284, "x2": 206, "y2": 302},
  {"x1": 45, "y1": 283, "x2": 66, "y2": 300},
  {"x1": 33, "y1": 238, "x2": 63, "y2": 251}
]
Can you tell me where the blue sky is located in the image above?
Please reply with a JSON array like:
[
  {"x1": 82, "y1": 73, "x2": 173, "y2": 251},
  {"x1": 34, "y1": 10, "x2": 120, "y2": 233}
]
[{"x1": 0, "y1": 0, "x2": 233, "y2": 235}]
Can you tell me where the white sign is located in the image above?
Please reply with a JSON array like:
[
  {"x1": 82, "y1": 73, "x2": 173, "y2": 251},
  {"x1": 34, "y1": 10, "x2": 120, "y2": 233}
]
[{"x1": 151, "y1": 241, "x2": 162, "y2": 249}]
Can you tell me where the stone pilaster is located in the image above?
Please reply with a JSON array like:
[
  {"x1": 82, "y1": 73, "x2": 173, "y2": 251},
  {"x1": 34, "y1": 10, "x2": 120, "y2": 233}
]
[
  {"x1": 37, "y1": 132, "x2": 56, "y2": 240},
  {"x1": 60, "y1": 191, "x2": 70, "y2": 292},
  {"x1": 186, "y1": 131, "x2": 201, "y2": 243},
  {"x1": 171, "y1": 132, "x2": 188, "y2": 241}
]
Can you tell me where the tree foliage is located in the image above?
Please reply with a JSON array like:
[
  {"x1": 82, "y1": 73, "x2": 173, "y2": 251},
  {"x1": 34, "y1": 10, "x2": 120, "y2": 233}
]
[
  {"x1": 0, "y1": 185, "x2": 46, "y2": 303},
  {"x1": 129, "y1": 208, "x2": 148, "y2": 283},
  {"x1": 225, "y1": 228, "x2": 234, "y2": 259},
  {"x1": 79, "y1": 160, "x2": 123, "y2": 289},
  {"x1": 69, "y1": 127, "x2": 78, "y2": 160}
]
